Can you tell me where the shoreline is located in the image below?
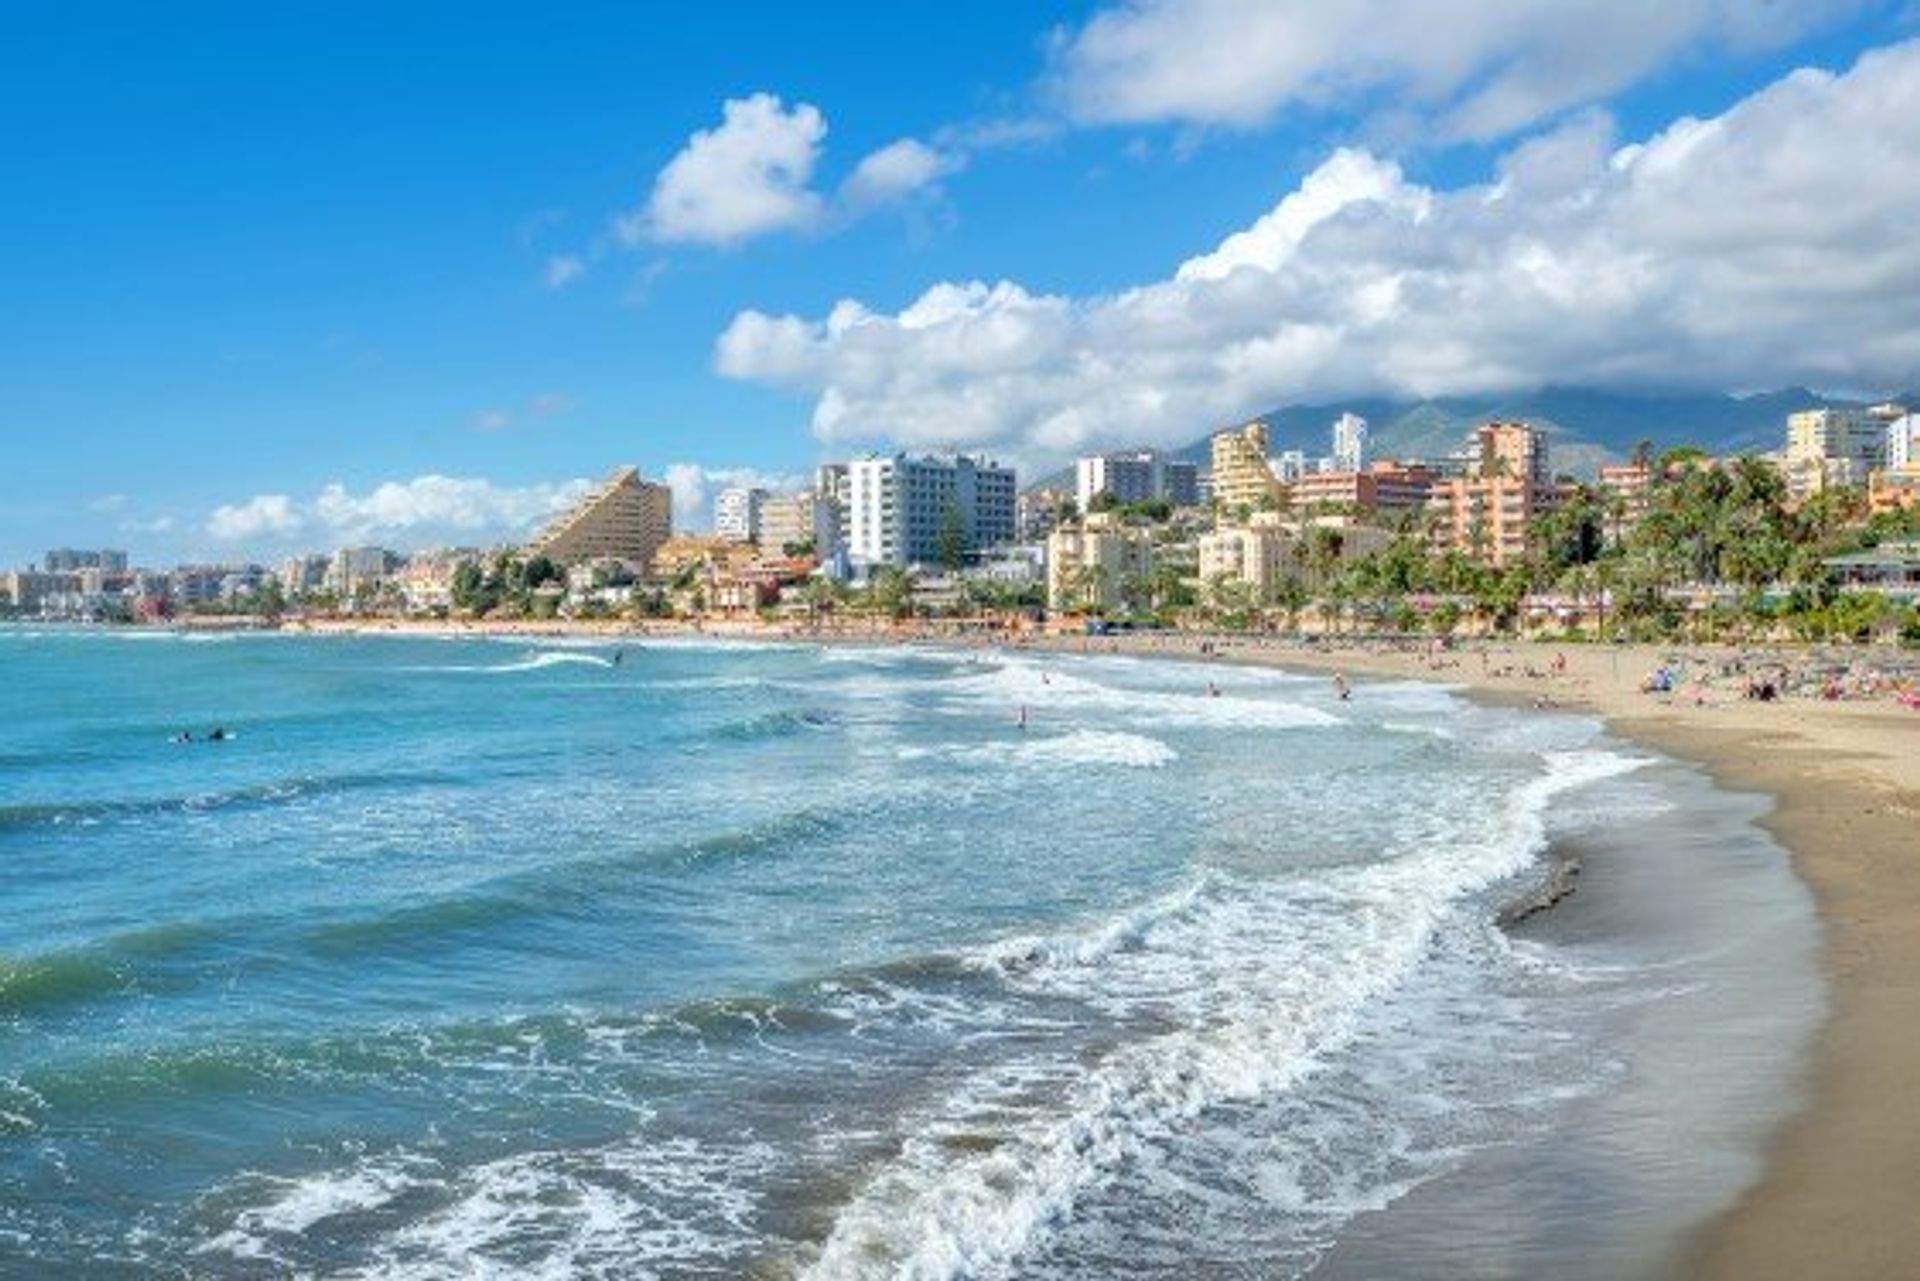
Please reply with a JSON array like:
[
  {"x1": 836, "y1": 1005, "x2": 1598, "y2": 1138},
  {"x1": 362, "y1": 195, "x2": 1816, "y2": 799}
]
[
  {"x1": 1026, "y1": 632, "x2": 1917, "y2": 1280},
  {"x1": 34, "y1": 618, "x2": 1917, "y2": 1270}
]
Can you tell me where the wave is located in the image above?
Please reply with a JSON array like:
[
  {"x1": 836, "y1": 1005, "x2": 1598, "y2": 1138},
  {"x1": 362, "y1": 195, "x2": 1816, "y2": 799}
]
[
  {"x1": 0, "y1": 770, "x2": 452, "y2": 834},
  {"x1": 408, "y1": 650, "x2": 613, "y2": 674},
  {"x1": 946, "y1": 659, "x2": 1342, "y2": 731},
  {"x1": 903, "y1": 729, "x2": 1177, "y2": 770},
  {"x1": 197, "y1": 1133, "x2": 780, "y2": 1277},
  {"x1": 803, "y1": 748, "x2": 1648, "y2": 1277},
  {"x1": 710, "y1": 708, "x2": 840, "y2": 742}
]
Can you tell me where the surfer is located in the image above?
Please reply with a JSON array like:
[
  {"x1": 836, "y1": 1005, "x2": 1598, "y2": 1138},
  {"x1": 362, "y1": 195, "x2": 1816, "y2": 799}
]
[
  {"x1": 1332, "y1": 672, "x2": 1350, "y2": 702},
  {"x1": 172, "y1": 730, "x2": 194, "y2": 744},
  {"x1": 1017, "y1": 704, "x2": 1029, "y2": 731},
  {"x1": 208, "y1": 727, "x2": 229, "y2": 742}
]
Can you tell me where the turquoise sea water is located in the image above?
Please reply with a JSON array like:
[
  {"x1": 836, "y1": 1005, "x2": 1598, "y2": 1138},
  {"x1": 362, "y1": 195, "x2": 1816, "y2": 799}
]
[{"x1": 0, "y1": 629, "x2": 1819, "y2": 1278}]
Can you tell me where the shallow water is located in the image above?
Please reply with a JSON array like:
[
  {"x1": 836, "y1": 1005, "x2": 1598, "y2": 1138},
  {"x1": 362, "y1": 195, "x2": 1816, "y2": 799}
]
[{"x1": 0, "y1": 629, "x2": 1821, "y2": 1278}]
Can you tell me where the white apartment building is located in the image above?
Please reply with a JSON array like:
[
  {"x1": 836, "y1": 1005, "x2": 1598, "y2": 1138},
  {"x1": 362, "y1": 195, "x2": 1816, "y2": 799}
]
[
  {"x1": 1888, "y1": 413, "x2": 1920, "y2": 471},
  {"x1": 713, "y1": 487, "x2": 769, "y2": 543},
  {"x1": 846, "y1": 453, "x2": 1017, "y2": 568},
  {"x1": 1332, "y1": 413, "x2": 1369, "y2": 473}
]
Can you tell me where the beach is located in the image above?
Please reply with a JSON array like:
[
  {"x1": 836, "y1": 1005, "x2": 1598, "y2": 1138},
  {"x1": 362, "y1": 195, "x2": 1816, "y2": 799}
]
[
  {"x1": 272, "y1": 612, "x2": 1920, "y2": 1272},
  {"x1": 1031, "y1": 631, "x2": 1919, "y2": 1279}
]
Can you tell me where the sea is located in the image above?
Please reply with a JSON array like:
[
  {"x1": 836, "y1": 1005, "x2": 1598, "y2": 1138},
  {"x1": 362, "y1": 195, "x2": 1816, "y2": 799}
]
[{"x1": 0, "y1": 628, "x2": 1824, "y2": 1279}]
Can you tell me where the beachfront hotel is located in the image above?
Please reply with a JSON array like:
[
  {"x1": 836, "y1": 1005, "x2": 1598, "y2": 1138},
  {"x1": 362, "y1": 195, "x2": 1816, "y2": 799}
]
[
  {"x1": 526, "y1": 466, "x2": 673, "y2": 571},
  {"x1": 1426, "y1": 421, "x2": 1556, "y2": 567},
  {"x1": 846, "y1": 452, "x2": 1016, "y2": 568},
  {"x1": 1209, "y1": 422, "x2": 1288, "y2": 515}
]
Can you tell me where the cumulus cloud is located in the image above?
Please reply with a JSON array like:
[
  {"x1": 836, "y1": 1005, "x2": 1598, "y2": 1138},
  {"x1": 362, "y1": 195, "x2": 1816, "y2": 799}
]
[
  {"x1": 715, "y1": 41, "x2": 1920, "y2": 463},
  {"x1": 1050, "y1": 0, "x2": 1864, "y2": 141},
  {"x1": 208, "y1": 494, "x2": 303, "y2": 542},
  {"x1": 630, "y1": 93, "x2": 828, "y2": 247},
  {"x1": 621, "y1": 93, "x2": 962, "y2": 249},
  {"x1": 205, "y1": 475, "x2": 592, "y2": 550},
  {"x1": 662, "y1": 463, "x2": 807, "y2": 531},
  {"x1": 841, "y1": 138, "x2": 963, "y2": 208}
]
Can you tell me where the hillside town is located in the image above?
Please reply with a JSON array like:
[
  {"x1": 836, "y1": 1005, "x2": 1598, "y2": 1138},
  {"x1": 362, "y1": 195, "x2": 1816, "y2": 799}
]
[{"x1": 7, "y1": 404, "x2": 1920, "y2": 643}]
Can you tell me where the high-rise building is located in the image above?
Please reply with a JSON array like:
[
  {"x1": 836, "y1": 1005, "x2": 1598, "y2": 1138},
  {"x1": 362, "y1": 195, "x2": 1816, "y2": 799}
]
[
  {"x1": 713, "y1": 487, "x2": 769, "y2": 543},
  {"x1": 1784, "y1": 408, "x2": 1887, "y2": 501},
  {"x1": 1074, "y1": 451, "x2": 1201, "y2": 511},
  {"x1": 1209, "y1": 422, "x2": 1286, "y2": 514},
  {"x1": 757, "y1": 491, "x2": 837, "y2": 557},
  {"x1": 1427, "y1": 422, "x2": 1555, "y2": 567},
  {"x1": 527, "y1": 466, "x2": 673, "y2": 569},
  {"x1": 1887, "y1": 412, "x2": 1920, "y2": 472},
  {"x1": 44, "y1": 549, "x2": 128, "y2": 573},
  {"x1": 846, "y1": 453, "x2": 1017, "y2": 568},
  {"x1": 1331, "y1": 413, "x2": 1369, "y2": 473},
  {"x1": 327, "y1": 547, "x2": 397, "y2": 598}
]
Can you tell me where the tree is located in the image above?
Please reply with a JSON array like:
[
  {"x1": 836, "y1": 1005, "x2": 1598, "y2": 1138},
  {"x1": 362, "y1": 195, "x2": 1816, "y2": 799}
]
[
  {"x1": 935, "y1": 504, "x2": 968, "y2": 572},
  {"x1": 867, "y1": 565, "x2": 916, "y2": 619}
]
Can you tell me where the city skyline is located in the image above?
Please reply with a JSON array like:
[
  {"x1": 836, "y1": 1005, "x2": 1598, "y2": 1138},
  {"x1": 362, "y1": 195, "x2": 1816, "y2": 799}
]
[{"x1": 6, "y1": 2, "x2": 1920, "y2": 565}]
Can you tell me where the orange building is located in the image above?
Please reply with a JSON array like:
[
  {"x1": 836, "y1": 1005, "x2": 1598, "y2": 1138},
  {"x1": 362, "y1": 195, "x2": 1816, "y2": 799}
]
[{"x1": 1428, "y1": 422, "x2": 1555, "y2": 567}]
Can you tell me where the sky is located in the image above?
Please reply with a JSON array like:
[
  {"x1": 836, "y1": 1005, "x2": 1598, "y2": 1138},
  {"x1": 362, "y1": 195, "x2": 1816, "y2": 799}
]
[{"x1": 4, "y1": 0, "x2": 1920, "y2": 565}]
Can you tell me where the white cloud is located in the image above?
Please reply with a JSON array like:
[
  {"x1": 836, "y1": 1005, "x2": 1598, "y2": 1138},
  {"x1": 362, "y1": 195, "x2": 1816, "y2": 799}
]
[
  {"x1": 543, "y1": 254, "x2": 585, "y2": 288},
  {"x1": 621, "y1": 93, "x2": 963, "y2": 250},
  {"x1": 631, "y1": 93, "x2": 827, "y2": 247},
  {"x1": 1050, "y1": 0, "x2": 1863, "y2": 141},
  {"x1": 662, "y1": 463, "x2": 806, "y2": 531},
  {"x1": 471, "y1": 406, "x2": 513, "y2": 432},
  {"x1": 208, "y1": 494, "x2": 304, "y2": 542},
  {"x1": 716, "y1": 41, "x2": 1920, "y2": 463},
  {"x1": 841, "y1": 138, "x2": 963, "y2": 208},
  {"x1": 205, "y1": 475, "x2": 592, "y2": 549}
]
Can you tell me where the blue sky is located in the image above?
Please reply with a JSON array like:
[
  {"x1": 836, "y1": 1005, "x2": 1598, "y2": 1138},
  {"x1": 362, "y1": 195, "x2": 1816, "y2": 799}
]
[{"x1": 3, "y1": 0, "x2": 1917, "y2": 564}]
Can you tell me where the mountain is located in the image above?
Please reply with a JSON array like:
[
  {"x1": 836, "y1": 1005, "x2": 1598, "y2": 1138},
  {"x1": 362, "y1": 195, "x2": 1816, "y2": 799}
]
[{"x1": 1029, "y1": 386, "x2": 1903, "y2": 491}]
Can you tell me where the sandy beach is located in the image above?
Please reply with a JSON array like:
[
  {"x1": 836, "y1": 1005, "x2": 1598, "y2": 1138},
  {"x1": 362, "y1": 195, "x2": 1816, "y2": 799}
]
[{"x1": 277, "y1": 616, "x2": 1920, "y2": 1272}]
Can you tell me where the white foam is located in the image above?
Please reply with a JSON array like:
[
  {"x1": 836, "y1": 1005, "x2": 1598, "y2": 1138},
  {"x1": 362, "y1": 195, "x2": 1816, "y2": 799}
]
[
  {"x1": 804, "y1": 747, "x2": 1648, "y2": 1278},
  {"x1": 946, "y1": 659, "x2": 1342, "y2": 731},
  {"x1": 413, "y1": 651, "x2": 613, "y2": 675},
  {"x1": 903, "y1": 730, "x2": 1178, "y2": 771}
]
